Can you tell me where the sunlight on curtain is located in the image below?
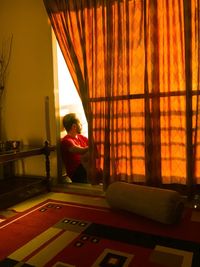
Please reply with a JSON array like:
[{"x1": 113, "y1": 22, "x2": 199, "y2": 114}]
[
  {"x1": 156, "y1": 0, "x2": 186, "y2": 183},
  {"x1": 191, "y1": 0, "x2": 200, "y2": 184},
  {"x1": 44, "y1": 0, "x2": 200, "y2": 188},
  {"x1": 56, "y1": 42, "x2": 88, "y2": 138}
]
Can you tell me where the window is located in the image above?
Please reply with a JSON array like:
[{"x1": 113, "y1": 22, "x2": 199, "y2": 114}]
[{"x1": 56, "y1": 42, "x2": 88, "y2": 138}]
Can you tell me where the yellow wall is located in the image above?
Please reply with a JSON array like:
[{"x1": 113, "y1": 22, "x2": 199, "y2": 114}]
[{"x1": 0, "y1": 0, "x2": 58, "y2": 180}]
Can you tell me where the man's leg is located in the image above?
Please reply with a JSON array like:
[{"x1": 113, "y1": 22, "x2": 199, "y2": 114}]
[{"x1": 72, "y1": 164, "x2": 88, "y2": 183}]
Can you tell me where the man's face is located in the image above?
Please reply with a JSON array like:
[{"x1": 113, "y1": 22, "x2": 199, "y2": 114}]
[{"x1": 76, "y1": 120, "x2": 82, "y2": 134}]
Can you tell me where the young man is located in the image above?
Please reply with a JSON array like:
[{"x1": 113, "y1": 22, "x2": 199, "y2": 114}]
[{"x1": 61, "y1": 113, "x2": 89, "y2": 183}]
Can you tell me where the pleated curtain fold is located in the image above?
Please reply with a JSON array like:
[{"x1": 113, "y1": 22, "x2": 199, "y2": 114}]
[{"x1": 43, "y1": 0, "x2": 200, "y2": 192}]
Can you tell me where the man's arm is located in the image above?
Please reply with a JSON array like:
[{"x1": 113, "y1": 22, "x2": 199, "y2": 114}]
[{"x1": 68, "y1": 145, "x2": 89, "y2": 154}]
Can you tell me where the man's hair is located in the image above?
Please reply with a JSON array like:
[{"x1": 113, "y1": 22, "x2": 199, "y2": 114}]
[{"x1": 63, "y1": 113, "x2": 79, "y2": 132}]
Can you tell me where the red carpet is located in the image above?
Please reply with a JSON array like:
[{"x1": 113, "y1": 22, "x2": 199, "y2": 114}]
[{"x1": 0, "y1": 198, "x2": 200, "y2": 267}]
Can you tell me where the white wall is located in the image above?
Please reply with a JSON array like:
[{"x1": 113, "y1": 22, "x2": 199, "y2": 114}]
[{"x1": 0, "y1": 0, "x2": 58, "y2": 180}]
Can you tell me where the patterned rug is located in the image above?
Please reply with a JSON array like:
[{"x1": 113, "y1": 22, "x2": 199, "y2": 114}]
[{"x1": 0, "y1": 198, "x2": 200, "y2": 267}]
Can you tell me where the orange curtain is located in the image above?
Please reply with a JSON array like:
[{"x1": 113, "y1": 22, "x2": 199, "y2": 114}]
[
  {"x1": 43, "y1": 0, "x2": 200, "y2": 190},
  {"x1": 191, "y1": 0, "x2": 200, "y2": 187}
]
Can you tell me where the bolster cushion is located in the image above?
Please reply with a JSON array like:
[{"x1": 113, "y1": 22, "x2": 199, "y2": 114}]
[{"x1": 105, "y1": 182, "x2": 184, "y2": 224}]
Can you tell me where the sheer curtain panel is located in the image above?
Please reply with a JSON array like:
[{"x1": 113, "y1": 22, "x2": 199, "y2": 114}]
[{"x1": 43, "y1": 0, "x2": 200, "y2": 191}]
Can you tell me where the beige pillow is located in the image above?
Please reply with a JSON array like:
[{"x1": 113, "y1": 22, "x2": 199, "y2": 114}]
[{"x1": 106, "y1": 182, "x2": 184, "y2": 224}]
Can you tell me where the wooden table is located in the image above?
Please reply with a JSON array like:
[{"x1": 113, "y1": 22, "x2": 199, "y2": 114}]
[{"x1": 0, "y1": 141, "x2": 56, "y2": 209}]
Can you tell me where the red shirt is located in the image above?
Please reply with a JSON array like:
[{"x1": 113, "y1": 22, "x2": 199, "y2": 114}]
[{"x1": 61, "y1": 134, "x2": 88, "y2": 178}]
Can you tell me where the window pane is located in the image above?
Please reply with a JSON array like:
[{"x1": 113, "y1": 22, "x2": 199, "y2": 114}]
[{"x1": 160, "y1": 95, "x2": 186, "y2": 183}]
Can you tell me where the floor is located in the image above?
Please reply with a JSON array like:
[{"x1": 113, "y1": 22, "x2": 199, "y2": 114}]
[
  {"x1": 54, "y1": 180, "x2": 105, "y2": 195},
  {"x1": 1, "y1": 183, "x2": 108, "y2": 214},
  {"x1": 0, "y1": 180, "x2": 196, "y2": 217},
  {"x1": 1, "y1": 186, "x2": 199, "y2": 267}
]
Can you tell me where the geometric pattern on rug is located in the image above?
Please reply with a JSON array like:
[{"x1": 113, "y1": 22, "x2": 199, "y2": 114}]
[
  {"x1": 0, "y1": 200, "x2": 200, "y2": 267},
  {"x1": 83, "y1": 223, "x2": 200, "y2": 267},
  {"x1": 150, "y1": 245, "x2": 193, "y2": 267},
  {"x1": 54, "y1": 217, "x2": 91, "y2": 233},
  {"x1": 91, "y1": 248, "x2": 134, "y2": 267}
]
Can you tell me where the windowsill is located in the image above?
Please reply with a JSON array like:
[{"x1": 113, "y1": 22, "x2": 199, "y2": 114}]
[{"x1": 52, "y1": 181, "x2": 105, "y2": 197}]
